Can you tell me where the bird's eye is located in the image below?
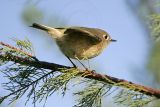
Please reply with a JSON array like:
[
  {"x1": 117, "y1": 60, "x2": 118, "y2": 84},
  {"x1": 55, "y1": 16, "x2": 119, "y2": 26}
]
[{"x1": 104, "y1": 35, "x2": 109, "y2": 40}]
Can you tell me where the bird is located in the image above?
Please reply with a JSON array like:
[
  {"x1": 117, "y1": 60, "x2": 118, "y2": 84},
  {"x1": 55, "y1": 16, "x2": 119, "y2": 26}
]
[{"x1": 30, "y1": 23, "x2": 116, "y2": 67}]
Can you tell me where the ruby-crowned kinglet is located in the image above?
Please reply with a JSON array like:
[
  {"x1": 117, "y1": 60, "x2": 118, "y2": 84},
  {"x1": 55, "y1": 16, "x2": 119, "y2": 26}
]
[{"x1": 31, "y1": 23, "x2": 116, "y2": 66}]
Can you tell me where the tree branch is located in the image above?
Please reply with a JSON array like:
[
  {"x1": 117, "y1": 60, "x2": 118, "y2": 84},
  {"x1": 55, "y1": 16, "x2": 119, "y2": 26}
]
[
  {"x1": 1, "y1": 53, "x2": 160, "y2": 99},
  {"x1": 0, "y1": 42, "x2": 33, "y2": 57}
]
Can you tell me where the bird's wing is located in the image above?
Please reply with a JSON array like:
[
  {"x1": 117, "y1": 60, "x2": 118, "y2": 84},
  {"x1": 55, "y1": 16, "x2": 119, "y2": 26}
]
[{"x1": 62, "y1": 27, "x2": 102, "y2": 44}]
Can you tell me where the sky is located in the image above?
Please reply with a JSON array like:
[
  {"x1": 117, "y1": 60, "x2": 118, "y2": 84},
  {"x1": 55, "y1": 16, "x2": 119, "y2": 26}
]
[{"x1": 0, "y1": 0, "x2": 151, "y2": 107}]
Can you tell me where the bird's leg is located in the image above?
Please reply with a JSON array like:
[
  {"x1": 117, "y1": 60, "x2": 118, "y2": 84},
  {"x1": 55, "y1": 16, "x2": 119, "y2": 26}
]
[
  {"x1": 66, "y1": 56, "x2": 77, "y2": 68},
  {"x1": 77, "y1": 59, "x2": 95, "y2": 72},
  {"x1": 75, "y1": 57, "x2": 88, "y2": 70},
  {"x1": 87, "y1": 59, "x2": 90, "y2": 69},
  {"x1": 85, "y1": 58, "x2": 95, "y2": 72}
]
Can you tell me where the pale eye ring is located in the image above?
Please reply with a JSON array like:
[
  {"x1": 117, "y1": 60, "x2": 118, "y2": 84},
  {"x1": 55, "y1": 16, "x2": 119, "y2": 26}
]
[{"x1": 103, "y1": 35, "x2": 109, "y2": 40}]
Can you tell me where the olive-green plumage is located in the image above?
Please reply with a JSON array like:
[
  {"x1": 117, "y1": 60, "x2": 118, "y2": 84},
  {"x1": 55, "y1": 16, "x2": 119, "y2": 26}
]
[{"x1": 31, "y1": 23, "x2": 116, "y2": 60}]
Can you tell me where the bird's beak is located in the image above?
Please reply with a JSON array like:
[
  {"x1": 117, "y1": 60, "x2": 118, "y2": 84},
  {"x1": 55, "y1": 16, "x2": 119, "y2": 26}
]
[{"x1": 110, "y1": 39, "x2": 117, "y2": 42}]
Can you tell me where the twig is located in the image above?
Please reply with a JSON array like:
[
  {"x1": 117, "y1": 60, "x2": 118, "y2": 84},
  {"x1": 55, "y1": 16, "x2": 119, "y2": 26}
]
[
  {"x1": 0, "y1": 42, "x2": 33, "y2": 57},
  {"x1": 2, "y1": 69, "x2": 56, "y2": 100}
]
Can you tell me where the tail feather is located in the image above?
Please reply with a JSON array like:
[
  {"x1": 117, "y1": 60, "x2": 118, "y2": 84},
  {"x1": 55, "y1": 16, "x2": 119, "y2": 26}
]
[
  {"x1": 30, "y1": 23, "x2": 64, "y2": 38},
  {"x1": 30, "y1": 23, "x2": 51, "y2": 31}
]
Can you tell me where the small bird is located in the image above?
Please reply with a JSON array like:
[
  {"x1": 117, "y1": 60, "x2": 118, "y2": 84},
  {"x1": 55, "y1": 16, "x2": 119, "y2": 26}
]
[{"x1": 30, "y1": 23, "x2": 116, "y2": 67}]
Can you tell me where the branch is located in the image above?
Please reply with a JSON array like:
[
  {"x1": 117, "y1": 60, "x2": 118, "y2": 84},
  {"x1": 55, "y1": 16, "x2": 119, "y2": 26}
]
[
  {"x1": 0, "y1": 42, "x2": 33, "y2": 57},
  {"x1": 1, "y1": 53, "x2": 160, "y2": 99}
]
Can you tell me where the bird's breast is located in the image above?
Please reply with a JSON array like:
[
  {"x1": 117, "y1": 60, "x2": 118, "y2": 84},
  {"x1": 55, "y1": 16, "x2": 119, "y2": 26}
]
[{"x1": 56, "y1": 37, "x2": 107, "y2": 60}]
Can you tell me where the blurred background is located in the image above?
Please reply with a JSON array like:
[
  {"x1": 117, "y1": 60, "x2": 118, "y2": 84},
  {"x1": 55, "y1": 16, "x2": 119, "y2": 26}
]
[{"x1": 0, "y1": 0, "x2": 160, "y2": 107}]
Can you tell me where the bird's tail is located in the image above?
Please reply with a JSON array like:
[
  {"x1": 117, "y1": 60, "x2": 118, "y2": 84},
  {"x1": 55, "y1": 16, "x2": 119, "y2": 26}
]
[
  {"x1": 30, "y1": 23, "x2": 53, "y2": 31},
  {"x1": 30, "y1": 23, "x2": 64, "y2": 38}
]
